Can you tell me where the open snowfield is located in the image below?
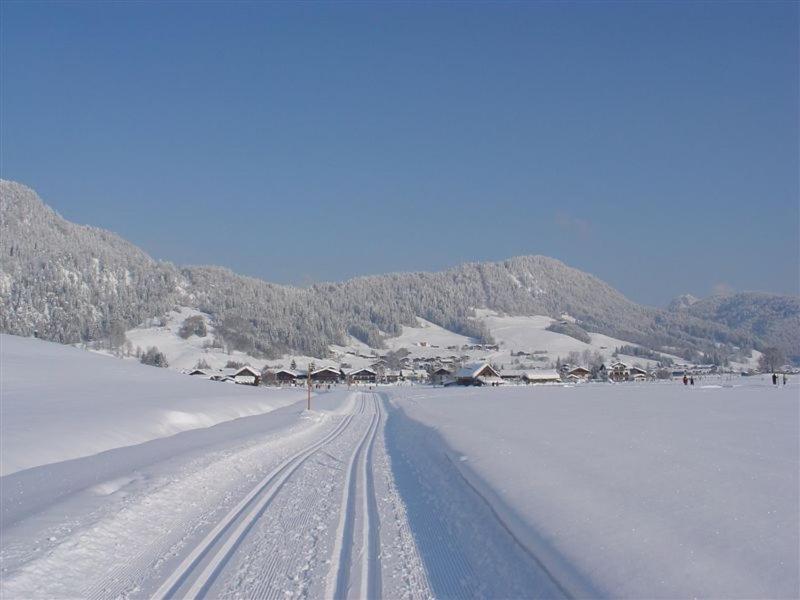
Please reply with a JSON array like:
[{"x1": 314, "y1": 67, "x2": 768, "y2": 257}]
[
  {"x1": 1, "y1": 335, "x2": 796, "y2": 599},
  {"x1": 0, "y1": 334, "x2": 302, "y2": 475},
  {"x1": 387, "y1": 380, "x2": 800, "y2": 598}
]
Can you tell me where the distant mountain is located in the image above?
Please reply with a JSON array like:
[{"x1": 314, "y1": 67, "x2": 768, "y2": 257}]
[
  {"x1": 667, "y1": 294, "x2": 700, "y2": 311},
  {"x1": 669, "y1": 292, "x2": 800, "y2": 362},
  {"x1": 1, "y1": 180, "x2": 797, "y2": 363}
]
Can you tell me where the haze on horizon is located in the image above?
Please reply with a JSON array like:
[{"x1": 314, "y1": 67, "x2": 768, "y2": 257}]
[{"x1": 1, "y1": 1, "x2": 798, "y2": 306}]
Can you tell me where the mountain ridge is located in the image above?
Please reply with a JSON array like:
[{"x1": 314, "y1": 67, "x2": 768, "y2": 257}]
[{"x1": 2, "y1": 179, "x2": 798, "y2": 362}]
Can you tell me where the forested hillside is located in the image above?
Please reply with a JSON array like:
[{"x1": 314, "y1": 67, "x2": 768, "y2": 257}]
[{"x1": 2, "y1": 180, "x2": 797, "y2": 362}]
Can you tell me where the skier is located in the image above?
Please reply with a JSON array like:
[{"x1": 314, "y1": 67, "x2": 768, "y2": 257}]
[
  {"x1": 690, "y1": 376, "x2": 695, "y2": 385},
  {"x1": 683, "y1": 374, "x2": 688, "y2": 386},
  {"x1": 783, "y1": 373, "x2": 788, "y2": 385},
  {"x1": 772, "y1": 373, "x2": 778, "y2": 385}
]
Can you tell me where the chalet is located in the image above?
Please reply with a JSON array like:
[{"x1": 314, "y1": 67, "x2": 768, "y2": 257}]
[
  {"x1": 568, "y1": 366, "x2": 592, "y2": 381},
  {"x1": 628, "y1": 366, "x2": 649, "y2": 381},
  {"x1": 275, "y1": 369, "x2": 299, "y2": 384},
  {"x1": 499, "y1": 369, "x2": 526, "y2": 383},
  {"x1": 429, "y1": 367, "x2": 452, "y2": 385},
  {"x1": 234, "y1": 366, "x2": 261, "y2": 386},
  {"x1": 523, "y1": 369, "x2": 562, "y2": 384},
  {"x1": 608, "y1": 362, "x2": 630, "y2": 382},
  {"x1": 454, "y1": 362, "x2": 502, "y2": 386},
  {"x1": 188, "y1": 369, "x2": 208, "y2": 377},
  {"x1": 310, "y1": 366, "x2": 341, "y2": 383},
  {"x1": 346, "y1": 367, "x2": 377, "y2": 384},
  {"x1": 384, "y1": 369, "x2": 403, "y2": 383}
]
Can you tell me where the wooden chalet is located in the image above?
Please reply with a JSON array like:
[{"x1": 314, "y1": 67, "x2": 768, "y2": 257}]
[
  {"x1": 234, "y1": 366, "x2": 261, "y2": 386},
  {"x1": 568, "y1": 366, "x2": 592, "y2": 381},
  {"x1": 608, "y1": 362, "x2": 630, "y2": 382},
  {"x1": 347, "y1": 367, "x2": 377, "y2": 383},
  {"x1": 454, "y1": 362, "x2": 501, "y2": 386},
  {"x1": 523, "y1": 369, "x2": 562, "y2": 384},
  {"x1": 310, "y1": 366, "x2": 342, "y2": 383},
  {"x1": 275, "y1": 369, "x2": 299, "y2": 384}
]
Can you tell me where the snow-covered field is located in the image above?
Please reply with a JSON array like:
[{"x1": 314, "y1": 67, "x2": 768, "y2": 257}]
[
  {"x1": 387, "y1": 380, "x2": 800, "y2": 598},
  {"x1": 0, "y1": 334, "x2": 302, "y2": 475},
  {"x1": 1, "y1": 334, "x2": 795, "y2": 598}
]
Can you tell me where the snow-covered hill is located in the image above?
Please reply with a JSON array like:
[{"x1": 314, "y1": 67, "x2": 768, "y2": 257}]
[
  {"x1": 2, "y1": 179, "x2": 797, "y2": 364},
  {"x1": 0, "y1": 334, "x2": 303, "y2": 475}
]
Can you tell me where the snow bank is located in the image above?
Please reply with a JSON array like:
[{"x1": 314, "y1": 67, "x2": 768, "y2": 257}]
[
  {"x1": 387, "y1": 380, "x2": 799, "y2": 598},
  {"x1": 0, "y1": 334, "x2": 302, "y2": 475}
]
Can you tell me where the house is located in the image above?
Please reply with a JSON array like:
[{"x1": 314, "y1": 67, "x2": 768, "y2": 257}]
[
  {"x1": 275, "y1": 369, "x2": 299, "y2": 384},
  {"x1": 429, "y1": 367, "x2": 452, "y2": 385},
  {"x1": 310, "y1": 366, "x2": 341, "y2": 384},
  {"x1": 346, "y1": 367, "x2": 377, "y2": 384},
  {"x1": 499, "y1": 369, "x2": 526, "y2": 383},
  {"x1": 628, "y1": 366, "x2": 649, "y2": 381},
  {"x1": 568, "y1": 366, "x2": 592, "y2": 381},
  {"x1": 608, "y1": 362, "x2": 630, "y2": 382},
  {"x1": 234, "y1": 366, "x2": 261, "y2": 386},
  {"x1": 523, "y1": 369, "x2": 562, "y2": 384},
  {"x1": 383, "y1": 369, "x2": 403, "y2": 383},
  {"x1": 187, "y1": 368, "x2": 208, "y2": 377},
  {"x1": 454, "y1": 362, "x2": 502, "y2": 386}
]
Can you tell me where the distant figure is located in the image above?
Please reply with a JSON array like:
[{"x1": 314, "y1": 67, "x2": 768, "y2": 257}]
[
  {"x1": 772, "y1": 373, "x2": 778, "y2": 385},
  {"x1": 690, "y1": 376, "x2": 695, "y2": 385},
  {"x1": 683, "y1": 375, "x2": 688, "y2": 386},
  {"x1": 783, "y1": 374, "x2": 787, "y2": 385}
]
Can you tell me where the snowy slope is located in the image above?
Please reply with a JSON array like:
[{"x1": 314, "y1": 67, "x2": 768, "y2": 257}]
[
  {"x1": 121, "y1": 306, "x2": 266, "y2": 371},
  {"x1": 0, "y1": 334, "x2": 303, "y2": 475},
  {"x1": 473, "y1": 310, "x2": 682, "y2": 366},
  {"x1": 387, "y1": 381, "x2": 799, "y2": 598}
]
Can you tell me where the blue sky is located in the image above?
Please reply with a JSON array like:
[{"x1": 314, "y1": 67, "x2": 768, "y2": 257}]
[{"x1": 2, "y1": 1, "x2": 798, "y2": 306}]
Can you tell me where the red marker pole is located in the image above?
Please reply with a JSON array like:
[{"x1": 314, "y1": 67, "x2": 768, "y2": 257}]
[{"x1": 307, "y1": 373, "x2": 312, "y2": 411}]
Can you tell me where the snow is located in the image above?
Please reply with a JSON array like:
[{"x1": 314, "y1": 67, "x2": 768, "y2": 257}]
[
  {"x1": 0, "y1": 334, "x2": 301, "y2": 475},
  {"x1": 3, "y1": 332, "x2": 796, "y2": 598},
  {"x1": 473, "y1": 310, "x2": 683, "y2": 367},
  {"x1": 386, "y1": 379, "x2": 799, "y2": 598},
  {"x1": 383, "y1": 317, "x2": 476, "y2": 353},
  {"x1": 120, "y1": 306, "x2": 265, "y2": 371}
]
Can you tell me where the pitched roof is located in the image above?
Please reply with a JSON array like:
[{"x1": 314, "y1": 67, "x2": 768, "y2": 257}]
[
  {"x1": 345, "y1": 367, "x2": 377, "y2": 376},
  {"x1": 234, "y1": 366, "x2": 260, "y2": 377},
  {"x1": 455, "y1": 362, "x2": 500, "y2": 379},
  {"x1": 311, "y1": 366, "x2": 341, "y2": 375},
  {"x1": 524, "y1": 369, "x2": 562, "y2": 381}
]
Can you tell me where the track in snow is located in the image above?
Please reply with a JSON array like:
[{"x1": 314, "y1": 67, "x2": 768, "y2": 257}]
[{"x1": 152, "y1": 392, "x2": 399, "y2": 600}]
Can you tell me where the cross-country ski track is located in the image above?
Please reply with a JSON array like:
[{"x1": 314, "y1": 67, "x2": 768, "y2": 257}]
[{"x1": 1, "y1": 390, "x2": 570, "y2": 599}]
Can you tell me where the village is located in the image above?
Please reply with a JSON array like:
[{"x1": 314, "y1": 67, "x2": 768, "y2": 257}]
[{"x1": 184, "y1": 351, "x2": 729, "y2": 388}]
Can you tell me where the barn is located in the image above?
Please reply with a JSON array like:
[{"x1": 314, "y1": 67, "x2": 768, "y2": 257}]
[{"x1": 234, "y1": 366, "x2": 261, "y2": 386}]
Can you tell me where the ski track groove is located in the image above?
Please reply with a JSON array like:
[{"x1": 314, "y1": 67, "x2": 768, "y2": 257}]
[
  {"x1": 325, "y1": 392, "x2": 381, "y2": 599},
  {"x1": 152, "y1": 396, "x2": 364, "y2": 600}
]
